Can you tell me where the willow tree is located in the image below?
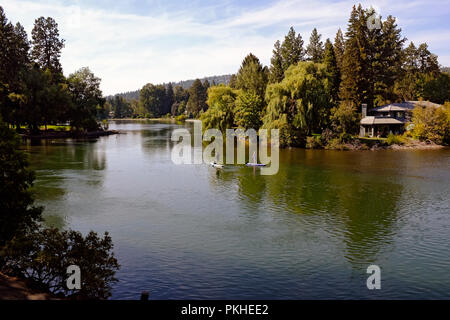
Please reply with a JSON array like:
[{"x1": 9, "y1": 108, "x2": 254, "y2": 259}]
[
  {"x1": 201, "y1": 85, "x2": 238, "y2": 132},
  {"x1": 263, "y1": 62, "x2": 332, "y2": 147}
]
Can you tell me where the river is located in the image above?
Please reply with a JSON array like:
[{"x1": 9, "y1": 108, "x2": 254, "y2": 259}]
[{"x1": 24, "y1": 120, "x2": 450, "y2": 299}]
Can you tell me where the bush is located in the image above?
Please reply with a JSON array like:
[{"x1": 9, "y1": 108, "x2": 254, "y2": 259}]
[
  {"x1": 386, "y1": 133, "x2": 404, "y2": 145},
  {"x1": 306, "y1": 136, "x2": 323, "y2": 149},
  {"x1": 330, "y1": 101, "x2": 360, "y2": 135},
  {"x1": 2, "y1": 228, "x2": 120, "y2": 299},
  {"x1": 411, "y1": 104, "x2": 450, "y2": 145},
  {"x1": 175, "y1": 114, "x2": 187, "y2": 122}
]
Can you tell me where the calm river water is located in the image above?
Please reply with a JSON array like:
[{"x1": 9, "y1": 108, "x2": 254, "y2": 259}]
[{"x1": 24, "y1": 120, "x2": 450, "y2": 299}]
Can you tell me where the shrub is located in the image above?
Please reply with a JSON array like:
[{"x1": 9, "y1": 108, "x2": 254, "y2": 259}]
[
  {"x1": 330, "y1": 101, "x2": 360, "y2": 135},
  {"x1": 386, "y1": 133, "x2": 404, "y2": 145},
  {"x1": 411, "y1": 104, "x2": 450, "y2": 145},
  {"x1": 306, "y1": 136, "x2": 323, "y2": 149},
  {"x1": 2, "y1": 228, "x2": 120, "y2": 299},
  {"x1": 175, "y1": 114, "x2": 187, "y2": 122}
]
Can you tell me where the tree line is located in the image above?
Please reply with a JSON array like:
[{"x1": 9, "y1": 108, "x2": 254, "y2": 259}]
[
  {"x1": 0, "y1": 6, "x2": 107, "y2": 133},
  {"x1": 1, "y1": 6, "x2": 119, "y2": 298},
  {"x1": 107, "y1": 78, "x2": 213, "y2": 119},
  {"x1": 199, "y1": 4, "x2": 450, "y2": 147}
]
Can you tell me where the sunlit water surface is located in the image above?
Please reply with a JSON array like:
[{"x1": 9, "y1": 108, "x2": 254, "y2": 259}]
[{"x1": 24, "y1": 120, "x2": 450, "y2": 299}]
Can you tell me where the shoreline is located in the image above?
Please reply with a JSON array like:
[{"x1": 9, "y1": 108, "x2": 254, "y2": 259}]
[
  {"x1": 0, "y1": 272, "x2": 59, "y2": 300},
  {"x1": 20, "y1": 129, "x2": 121, "y2": 140}
]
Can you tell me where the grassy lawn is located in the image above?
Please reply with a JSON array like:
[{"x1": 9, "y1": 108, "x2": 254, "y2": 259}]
[{"x1": 17, "y1": 125, "x2": 71, "y2": 131}]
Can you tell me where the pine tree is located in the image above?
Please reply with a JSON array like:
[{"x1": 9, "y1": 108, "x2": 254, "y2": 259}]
[
  {"x1": 323, "y1": 39, "x2": 340, "y2": 104},
  {"x1": 334, "y1": 28, "x2": 345, "y2": 70},
  {"x1": 186, "y1": 79, "x2": 207, "y2": 117},
  {"x1": 31, "y1": 17, "x2": 65, "y2": 76},
  {"x1": 306, "y1": 28, "x2": 324, "y2": 62},
  {"x1": 269, "y1": 40, "x2": 284, "y2": 83},
  {"x1": 280, "y1": 27, "x2": 304, "y2": 71},
  {"x1": 165, "y1": 83, "x2": 174, "y2": 115},
  {"x1": 339, "y1": 5, "x2": 373, "y2": 108},
  {"x1": 375, "y1": 15, "x2": 405, "y2": 104},
  {"x1": 235, "y1": 53, "x2": 268, "y2": 99}
]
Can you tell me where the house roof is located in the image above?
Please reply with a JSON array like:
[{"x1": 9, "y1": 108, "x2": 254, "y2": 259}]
[
  {"x1": 360, "y1": 116, "x2": 405, "y2": 125},
  {"x1": 372, "y1": 101, "x2": 441, "y2": 112}
]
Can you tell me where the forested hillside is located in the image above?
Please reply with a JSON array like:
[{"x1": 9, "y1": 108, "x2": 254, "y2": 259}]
[{"x1": 112, "y1": 74, "x2": 232, "y2": 101}]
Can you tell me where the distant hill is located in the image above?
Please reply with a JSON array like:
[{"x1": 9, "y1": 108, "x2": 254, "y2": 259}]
[
  {"x1": 442, "y1": 67, "x2": 450, "y2": 74},
  {"x1": 109, "y1": 74, "x2": 232, "y2": 101}
]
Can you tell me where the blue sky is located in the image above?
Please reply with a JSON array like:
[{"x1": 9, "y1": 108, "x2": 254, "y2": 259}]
[{"x1": 2, "y1": 0, "x2": 450, "y2": 95}]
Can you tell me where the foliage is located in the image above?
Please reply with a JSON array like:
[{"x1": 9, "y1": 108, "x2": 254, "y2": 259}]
[
  {"x1": 306, "y1": 28, "x2": 324, "y2": 63},
  {"x1": 330, "y1": 101, "x2": 360, "y2": 134},
  {"x1": 107, "y1": 95, "x2": 133, "y2": 118},
  {"x1": 2, "y1": 227, "x2": 119, "y2": 299},
  {"x1": 323, "y1": 39, "x2": 341, "y2": 104},
  {"x1": 235, "y1": 53, "x2": 268, "y2": 100},
  {"x1": 0, "y1": 119, "x2": 42, "y2": 247},
  {"x1": 386, "y1": 133, "x2": 404, "y2": 145},
  {"x1": 234, "y1": 91, "x2": 264, "y2": 130},
  {"x1": 67, "y1": 67, "x2": 104, "y2": 131},
  {"x1": 186, "y1": 79, "x2": 208, "y2": 117},
  {"x1": 269, "y1": 27, "x2": 305, "y2": 83},
  {"x1": 411, "y1": 105, "x2": 450, "y2": 145},
  {"x1": 263, "y1": 62, "x2": 332, "y2": 146},
  {"x1": 306, "y1": 135, "x2": 323, "y2": 149},
  {"x1": 201, "y1": 85, "x2": 238, "y2": 132},
  {"x1": 31, "y1": 16, "x2": 65, "y2": 77},
  {"x1": 339, "y1": 6, "x2": 405, "y2": 108}
]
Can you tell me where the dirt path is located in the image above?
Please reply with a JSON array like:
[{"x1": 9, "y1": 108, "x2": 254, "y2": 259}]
[{"x1": 0, "y1": 272, "x2": 58, "y2": 300}]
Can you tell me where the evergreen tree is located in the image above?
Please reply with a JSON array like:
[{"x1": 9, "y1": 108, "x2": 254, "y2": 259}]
[
  {"x1": 280, "y1": 27, "x2": 305, "y2": 72},
  {"x1": 306, "y1": 28, "x2": 324, "y2": 62},
  {"x1": 31, "y1": 17, "x2": 65, "y2": 76},
  {"x1": 269, "y1": 40, "x2": 284, "y2": 83},
  {"x1": 323, "y1": 39, "x2": 341, "y2": 104},
  {"x1": 333, "y1": 28, "x2": 345, "y2": 70},
  {"x1": 375, "y1": 15, "x2": 405, "y2": 104},
  {"x1": 186, "y1": 79, "x2": 207, "y2": 117},
  {"x1": 165, "y1": 83, "x2": 174, "y2": 115},
  {"x1": 235, "y1": 53, "x2": 268, "y2": 100},
  {"x1": 339, "y1": 5, "x2": 373, "y2": 108}
]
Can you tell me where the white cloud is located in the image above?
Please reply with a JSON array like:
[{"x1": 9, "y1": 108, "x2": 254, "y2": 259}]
[{"x1": 2, "y1": 0, "x2": 449, "y2": 95}]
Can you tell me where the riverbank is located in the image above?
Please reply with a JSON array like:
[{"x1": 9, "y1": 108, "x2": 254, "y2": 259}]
[
  {"x1": 20, "y1": 129, "x2": 120, "y2": 140},
  {"x1": 0, "y1": 272, "x2": 59, "y2": 300}
]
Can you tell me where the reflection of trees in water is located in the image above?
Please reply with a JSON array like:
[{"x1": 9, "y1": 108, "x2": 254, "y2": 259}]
[
  {"x1": 24, "y1": 138, "x2": 107, "y2": 229},
  {"x1": 227, "y1": 148, "x2": 402, "y2": 266}
]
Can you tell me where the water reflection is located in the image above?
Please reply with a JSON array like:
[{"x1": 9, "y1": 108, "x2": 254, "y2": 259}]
[{"x1": 23, "y1": 120, "x2": 450, "y2": 299}]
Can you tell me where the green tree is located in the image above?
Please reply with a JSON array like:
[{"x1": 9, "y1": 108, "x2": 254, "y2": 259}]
[
  {"x1": 0, "y1": 7, "x2": 30, "y2": 126},
  {"x1": 234, "y1": 91, "x2": 264, "y2": 130},
  {"x1": 334, "y1": 28, "x2": 345, "y2": 71},
  {"x1": 3, "y1": 228, "x2": 119, "y2": 299},
  {"x1": 330, "y1": 101, "x2": 360, "y2": 134},
  {"x1": 31, "y1": 17, "x2": 65, "y2": 76},
  {"x1": 339, "y1": 5, "x2": 372, "y2": 108},
  {"x1": 280, "y1": 27, "x2": 305, "y2": 71},
  {"x1": 235, "y1": 53, "x2": 268, "y2": 100},
  {"x1": 0, "y1": 119, "x2": 42, "y2": 248},
  {"x1": 306, "y1": 28, "x2": 324, "y2": 62},
  {"x1": 411, "y1": 104, "x2": 450, "y2": 145},
  {"x1": 201, "y1": 85, "x2": 237, "y2": 131},
  {"x1": 323, "y1": 39, "x2": 341, "y2": 104},
  {"x1": 186, "y1": 79, "x2": 207, "y2": 117},
  {"x1": 269, "y1": 40, "x2": 284, "y2": 83},
  {"x1": 263, "y1": 62, "x2": 332, "y2": 146},
  {"x1": 139, "y1": 83, "x2": 167, "y2": 118},
  {"x1": 67, "y1": 67, "x2": 104, "y2": 130}
]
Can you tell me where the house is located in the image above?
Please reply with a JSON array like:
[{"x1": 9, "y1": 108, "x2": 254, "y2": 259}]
[{"x1": 359, "y1": 101, "x2": 441, "y2": 137}]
